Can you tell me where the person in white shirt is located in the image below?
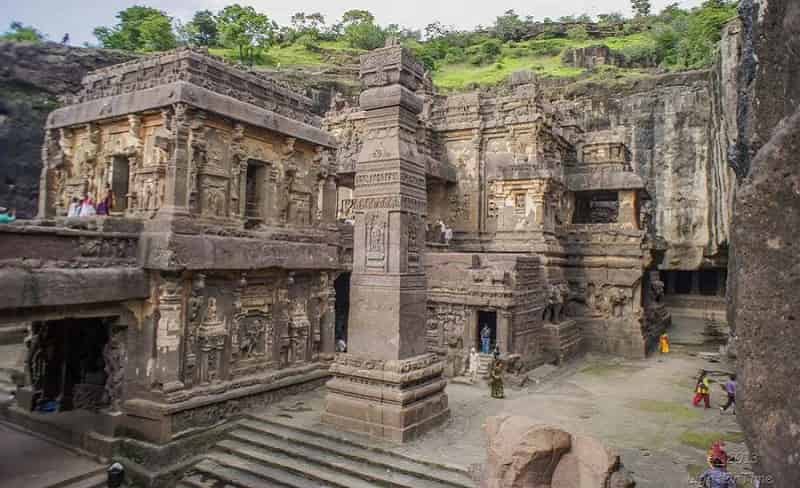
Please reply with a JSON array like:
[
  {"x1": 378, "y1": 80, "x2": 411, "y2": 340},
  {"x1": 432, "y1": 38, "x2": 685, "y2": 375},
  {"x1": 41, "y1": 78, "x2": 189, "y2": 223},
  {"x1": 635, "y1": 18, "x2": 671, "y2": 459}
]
[
  {"x1": 67, "y1": 197, "x2": 81, "y2": 217},
  {"x1": 79, "y1": 193, "x2": 96, "y2": 217}
]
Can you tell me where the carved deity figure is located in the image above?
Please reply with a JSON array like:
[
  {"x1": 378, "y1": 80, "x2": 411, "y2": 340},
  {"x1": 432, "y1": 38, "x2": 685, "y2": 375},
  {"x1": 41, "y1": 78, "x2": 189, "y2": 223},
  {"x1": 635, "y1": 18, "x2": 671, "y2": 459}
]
[
  {"x1": 610, "y1": 288, "x2": 628, "y2": 318},
  {"x1": 103, "y1": 329, "x2": 126, "y2": 412}
]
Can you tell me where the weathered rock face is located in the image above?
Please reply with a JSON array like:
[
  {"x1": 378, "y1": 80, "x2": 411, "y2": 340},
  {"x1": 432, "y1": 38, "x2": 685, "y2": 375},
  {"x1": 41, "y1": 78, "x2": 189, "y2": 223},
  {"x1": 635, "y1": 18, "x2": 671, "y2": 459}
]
[
  {"x1": 482, "y1": 415, "x2": 634, "y2": 488},
  {"x1": 550, "y1": 71, "x2": 727, "y2": 270},
  {"x1": 0, "y1": 42, "x2": 133, "y2": 218},
  {"x1": 730, "y1": 1, "x2": 800, "y2": 486}
]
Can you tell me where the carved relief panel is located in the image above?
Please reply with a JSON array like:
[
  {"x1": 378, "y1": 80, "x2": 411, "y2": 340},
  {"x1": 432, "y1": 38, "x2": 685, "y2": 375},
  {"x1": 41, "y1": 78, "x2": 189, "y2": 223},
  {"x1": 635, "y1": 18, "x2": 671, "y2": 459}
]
[{"x1": 365, "y1": 212, "x2": 388, "y2": 270}]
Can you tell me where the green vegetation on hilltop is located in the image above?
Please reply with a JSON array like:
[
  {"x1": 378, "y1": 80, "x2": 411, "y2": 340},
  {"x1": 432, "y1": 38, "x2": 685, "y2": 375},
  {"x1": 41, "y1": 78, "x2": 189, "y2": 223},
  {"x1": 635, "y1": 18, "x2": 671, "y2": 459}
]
[{"x1": 4, "y1": 1, "x2": 739, "y2": 92}]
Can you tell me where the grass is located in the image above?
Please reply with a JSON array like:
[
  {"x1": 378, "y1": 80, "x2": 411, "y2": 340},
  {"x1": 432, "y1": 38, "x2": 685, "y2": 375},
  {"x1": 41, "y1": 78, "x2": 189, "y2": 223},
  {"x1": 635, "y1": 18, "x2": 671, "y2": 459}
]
[
  {"x1": 432, "y1": 32, "x2": 655, "y2": 91},
  {"x1": 633, "y1": 399, "x2": 704, "y2": 422},
  {"x1": 679, "y1": 430, "x2": 746, "y2": 450}
]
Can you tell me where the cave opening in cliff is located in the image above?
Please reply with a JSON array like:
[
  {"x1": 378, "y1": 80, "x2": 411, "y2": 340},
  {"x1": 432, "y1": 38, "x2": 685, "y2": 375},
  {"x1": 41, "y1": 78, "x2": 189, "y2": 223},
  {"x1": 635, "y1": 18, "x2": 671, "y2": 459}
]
[
  {"x1": 27, "y1": 317, "x2": 112, "y2": 413},
  {"x1": 334, "y1": 272, "x2": 350, "y2": 350},
  {"x1": 572, "y1": 191, "x2": 619, "y2": 224}
]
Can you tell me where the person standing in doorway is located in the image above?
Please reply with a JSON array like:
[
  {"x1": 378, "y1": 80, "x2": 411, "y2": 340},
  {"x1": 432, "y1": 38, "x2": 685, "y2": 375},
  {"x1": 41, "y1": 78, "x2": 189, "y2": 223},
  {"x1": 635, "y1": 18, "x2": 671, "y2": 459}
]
[
  {"x1": 97, "y1": 186, "x2": 114, "y2": 216},
  {"x1": 720, "y1": 374, "x2": 736, "y2": 415},
  {"x1": 480, "y1": 324, "x2": 491, "y2": 354}
]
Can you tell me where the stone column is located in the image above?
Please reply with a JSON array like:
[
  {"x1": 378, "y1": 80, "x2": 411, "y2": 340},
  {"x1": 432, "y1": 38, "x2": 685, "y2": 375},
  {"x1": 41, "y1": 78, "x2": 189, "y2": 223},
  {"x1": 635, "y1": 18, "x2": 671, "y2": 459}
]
[
  {"x1": 618, "y1": 190, "x2": 638, "y2": 229},
  {"x1": 498, "y1": 310, "x2": 513, "y2": 354},
  {"x1": 323, "y1": 46, "x2": 449, "y2": 442},
  {"x1": 666, "y1": 271, "x2": 676, "y2": 295},
  {"x1": 157, "y1": 104, "x2": 191, "y2": 219},
  {"x1": 691, "y1": 271, "x2": 701, "y2": 295},
  {"x1": 322, "y1": 176, "x2": 338, "y2": 224},
  {"x1": 154, "y1": 273, "x2": 185, "y2": 393}
]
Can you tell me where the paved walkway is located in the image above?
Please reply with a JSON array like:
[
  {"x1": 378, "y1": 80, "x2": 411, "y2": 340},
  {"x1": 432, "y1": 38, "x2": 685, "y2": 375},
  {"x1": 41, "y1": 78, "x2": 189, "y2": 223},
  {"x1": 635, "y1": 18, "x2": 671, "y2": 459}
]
[{"x1": 0, "y1": 422, "x2": 103, "y2": 488}]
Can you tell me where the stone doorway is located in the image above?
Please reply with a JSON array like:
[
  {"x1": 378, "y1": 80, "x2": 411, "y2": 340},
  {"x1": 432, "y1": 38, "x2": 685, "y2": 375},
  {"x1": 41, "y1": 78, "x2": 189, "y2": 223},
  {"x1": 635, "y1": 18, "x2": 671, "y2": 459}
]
[
  {"x1": 334, "y1": 273, "x2": 350, "y2": 351},
  {"x1": 110, "y1": 156, "x2": 130, "y2": 212},
  {"x1": 477, "y1": 311, "x2": 497, "y2": 354},
  {"x1": 27, "y1": 317, "x2": 114, "y2": 413}
]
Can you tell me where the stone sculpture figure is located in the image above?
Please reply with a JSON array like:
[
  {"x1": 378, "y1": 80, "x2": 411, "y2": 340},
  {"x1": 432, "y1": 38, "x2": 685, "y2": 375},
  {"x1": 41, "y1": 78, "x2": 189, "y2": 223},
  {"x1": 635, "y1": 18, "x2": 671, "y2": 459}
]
[{"x1": 103, "y1": 329, "x2": 126, "y2": 412}]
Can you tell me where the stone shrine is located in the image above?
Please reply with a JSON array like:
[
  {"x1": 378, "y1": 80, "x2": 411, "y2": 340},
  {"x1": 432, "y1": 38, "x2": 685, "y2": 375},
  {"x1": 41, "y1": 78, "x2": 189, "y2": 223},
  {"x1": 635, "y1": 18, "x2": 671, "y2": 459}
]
[{"x1": 0, "y1": 44, "x2": 672, "y2": 483}]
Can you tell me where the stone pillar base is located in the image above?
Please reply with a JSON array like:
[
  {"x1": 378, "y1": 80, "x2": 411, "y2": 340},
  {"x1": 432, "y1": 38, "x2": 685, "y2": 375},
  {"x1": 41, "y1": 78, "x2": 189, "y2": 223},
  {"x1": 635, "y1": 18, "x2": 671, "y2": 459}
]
[{"x1": 323, "y1": 353, "x2": 450, "y2": 443}]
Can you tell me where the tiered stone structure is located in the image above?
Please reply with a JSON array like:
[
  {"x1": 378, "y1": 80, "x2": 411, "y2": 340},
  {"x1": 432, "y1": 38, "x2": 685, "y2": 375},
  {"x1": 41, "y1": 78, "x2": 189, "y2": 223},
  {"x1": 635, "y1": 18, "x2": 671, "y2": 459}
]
[
  {"x1": 322, "y1": 45, "x2": 449, "y2": 441},
  {"x1": 1, "y1": 49, "x2": 343, "y2": 470}
]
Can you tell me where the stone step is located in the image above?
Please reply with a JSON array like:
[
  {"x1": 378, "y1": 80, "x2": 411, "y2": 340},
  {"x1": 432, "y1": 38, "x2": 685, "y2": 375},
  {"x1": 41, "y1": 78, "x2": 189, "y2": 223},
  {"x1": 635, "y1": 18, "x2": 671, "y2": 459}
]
[
  {"x1": 244, "y1": 415, "x2": 472, "y2": 485},
  {"x1": 229, "y1": 424, "x2": 469, "y2": 488},
  {"x1": 51, "y1": 469, "x2": 107, "y2": 488},
  {"x1": 199, "y1": 451, "x2": 360, "y2": 488}
]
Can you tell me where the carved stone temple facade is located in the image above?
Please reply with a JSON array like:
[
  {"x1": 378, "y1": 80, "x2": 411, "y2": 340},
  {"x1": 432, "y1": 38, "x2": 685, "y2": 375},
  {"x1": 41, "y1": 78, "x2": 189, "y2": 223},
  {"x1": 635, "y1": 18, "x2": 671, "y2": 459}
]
[{"x1": 0, "y1": 45, "x2": 667, "y2": 469}]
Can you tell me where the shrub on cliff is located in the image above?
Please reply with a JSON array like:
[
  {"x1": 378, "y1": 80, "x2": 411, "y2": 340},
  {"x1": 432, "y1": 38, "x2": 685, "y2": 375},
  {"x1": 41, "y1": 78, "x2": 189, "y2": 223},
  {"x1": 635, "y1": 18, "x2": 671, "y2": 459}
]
[{"x1": 1, "y1": 22, "x2": 45, "y2": 43}]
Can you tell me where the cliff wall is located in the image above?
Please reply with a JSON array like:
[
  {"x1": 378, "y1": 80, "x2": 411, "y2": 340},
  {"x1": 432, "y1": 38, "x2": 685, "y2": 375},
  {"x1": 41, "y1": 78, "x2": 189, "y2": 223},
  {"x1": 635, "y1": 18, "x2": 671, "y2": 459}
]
[
  {"x1": 729, "y1": 0, "x2": 800, "y2": 485},
  {"x1": 0, "y1": 42, "x2": 133, "y2": 218}
]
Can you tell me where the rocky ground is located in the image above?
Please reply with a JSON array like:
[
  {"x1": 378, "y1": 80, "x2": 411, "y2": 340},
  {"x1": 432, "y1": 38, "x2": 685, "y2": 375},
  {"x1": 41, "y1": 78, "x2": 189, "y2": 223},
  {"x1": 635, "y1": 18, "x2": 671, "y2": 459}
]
[{"x1": 258, "y1": 316, "x2": 752, "y2": 488}]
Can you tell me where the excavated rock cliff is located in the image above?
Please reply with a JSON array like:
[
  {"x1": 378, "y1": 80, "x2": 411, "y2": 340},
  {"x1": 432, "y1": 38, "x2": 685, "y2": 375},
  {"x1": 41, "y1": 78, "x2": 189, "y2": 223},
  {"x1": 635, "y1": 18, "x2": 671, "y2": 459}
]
[
  {"x1": 729, "y1": 0, "x2": 800, "y2": 486},
  {"x1": 550, "y1": 70, "x2": 727, "y2": 270},
  {"x1": 0, "y1": 42, "x2": 133, "y2": 218}
]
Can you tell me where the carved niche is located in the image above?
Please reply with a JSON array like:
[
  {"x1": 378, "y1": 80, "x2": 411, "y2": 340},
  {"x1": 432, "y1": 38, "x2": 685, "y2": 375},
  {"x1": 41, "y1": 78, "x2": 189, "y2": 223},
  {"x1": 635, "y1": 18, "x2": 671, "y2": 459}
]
[
  {"x1": 197, "y1": 297, "x2": 227, "y2": 384},
  {"x1": 365, "y1": 212, "x2": 387, "y2": 269},
  {"x1": 103, "y1": 325, "x2": 127, "y2": 412},
  {"x1": 288, "y1": 299, "x2": 311, "y2": 365},
  {"x1": 230, "y1": 276, "x2": 276, "y2": 376}
]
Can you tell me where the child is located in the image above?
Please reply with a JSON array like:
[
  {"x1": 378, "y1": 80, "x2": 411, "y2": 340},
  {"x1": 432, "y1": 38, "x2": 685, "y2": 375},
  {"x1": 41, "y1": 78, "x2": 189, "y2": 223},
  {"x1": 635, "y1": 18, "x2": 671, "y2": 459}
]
[
  {"x1": 720, "y1": 374, "x2": 736, "y2": 414},
  {"x1": 659, "y1": 333, "x2": 670, "y2": 354},
  {"x1": 693, "y1": 370, "x2": 711, "y2": 408}
]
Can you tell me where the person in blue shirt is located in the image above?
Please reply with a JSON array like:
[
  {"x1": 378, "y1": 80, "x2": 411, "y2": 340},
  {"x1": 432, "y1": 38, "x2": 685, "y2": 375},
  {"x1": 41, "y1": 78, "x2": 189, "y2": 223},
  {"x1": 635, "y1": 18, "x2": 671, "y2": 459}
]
[
  {"x1": 699, "y1": 458, "x2": 737, "y2": 488},
  {"x1": 0, "y1": 207, "x2": 16, "y2": 224}
]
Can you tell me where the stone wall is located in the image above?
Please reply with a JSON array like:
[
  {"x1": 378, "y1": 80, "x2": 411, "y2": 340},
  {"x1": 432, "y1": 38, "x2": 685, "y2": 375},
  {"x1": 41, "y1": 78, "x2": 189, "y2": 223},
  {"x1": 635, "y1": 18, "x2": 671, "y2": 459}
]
[
  {"x1": 550, "y1": 71, "x2": 726, "y2": 270},
  {"x1": 0, "y1": 42, "x2": 134, "y2": 218},
  {"x1": 729, "y1": 1, "x2": 800, "y2": 486}
]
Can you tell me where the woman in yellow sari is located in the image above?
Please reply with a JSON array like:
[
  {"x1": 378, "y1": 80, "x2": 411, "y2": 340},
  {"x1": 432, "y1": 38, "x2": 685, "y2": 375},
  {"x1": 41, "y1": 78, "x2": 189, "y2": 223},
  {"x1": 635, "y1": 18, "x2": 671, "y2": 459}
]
[{"x1": 659, "y1": 333, "x2": 670, "y2": 354}]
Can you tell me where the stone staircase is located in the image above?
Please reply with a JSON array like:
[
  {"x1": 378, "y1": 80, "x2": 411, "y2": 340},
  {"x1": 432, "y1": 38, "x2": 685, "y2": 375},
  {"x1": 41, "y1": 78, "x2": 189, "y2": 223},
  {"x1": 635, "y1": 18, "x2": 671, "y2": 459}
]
[
  {"x1": 54, "y1": 469, "x2": 107, "y2": 488},
  {"x1": 476, "y1": 353, "x2": 494, "y2": 377},
  {"x1": 178, "y1": 414, "x2": 475, "y2": 488},
  {"x1": 544, "y1": 319, "x2": 583, "y2": 364}
]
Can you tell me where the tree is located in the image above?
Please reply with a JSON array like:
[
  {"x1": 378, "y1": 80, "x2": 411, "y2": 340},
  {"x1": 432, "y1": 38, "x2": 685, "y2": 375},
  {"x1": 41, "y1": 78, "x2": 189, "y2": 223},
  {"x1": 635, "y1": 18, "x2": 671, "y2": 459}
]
[
  {"x1": 566, "y1": 25, "x2": 590, "y2": 41},
  {"x1": 631, "y1": 0, "x2": 652, "y2": 17},
  {"x1": 185, "y1": 10, "x2": 218, "y2": 47},
  {"x1": 217, "y1": 4, "x2": 277, "y2": 64},
  {"x1": 493, "y1": 9, "x2": 529, "y2": 42},
  {"x1": 1, "y1": 21, "x2": 45, "y2": 43},
  {"x1": 93, "y1": 6, "x2": 177, "y2": 52},
  {"x1": 339, "y1": 9, "x2": 384, "y2": 50}
]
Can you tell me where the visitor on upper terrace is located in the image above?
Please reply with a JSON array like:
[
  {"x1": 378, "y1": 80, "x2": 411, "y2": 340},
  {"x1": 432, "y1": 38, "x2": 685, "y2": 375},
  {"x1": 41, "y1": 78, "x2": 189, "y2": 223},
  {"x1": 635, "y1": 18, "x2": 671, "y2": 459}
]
[
  {"x1": 78, "y1": 192, "x2": 96, "y2": 217},
  {"x1": 97, "y1": 186, "x2": 114, "y2": 216},
  {"x1": 0, "y1": 207, "x2": 16, "y2": 224}
]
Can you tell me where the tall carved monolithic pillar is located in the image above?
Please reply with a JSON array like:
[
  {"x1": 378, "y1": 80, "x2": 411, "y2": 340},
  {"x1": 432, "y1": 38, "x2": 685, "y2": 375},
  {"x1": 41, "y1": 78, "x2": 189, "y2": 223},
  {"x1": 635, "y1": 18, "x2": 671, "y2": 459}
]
[{"x1": 323, "y1": 46, "x2": 449, "y2": 442}]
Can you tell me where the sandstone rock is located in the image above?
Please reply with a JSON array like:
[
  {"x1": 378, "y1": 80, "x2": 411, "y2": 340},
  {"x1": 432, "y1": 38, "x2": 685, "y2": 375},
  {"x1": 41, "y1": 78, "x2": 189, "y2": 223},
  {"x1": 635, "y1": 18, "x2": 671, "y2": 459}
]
[
  {"x1": 731, "y1": 1, "x2": 800, "y2": 486},
  {"x1": 483, "y1": 416, "x2": 635, "y2": 488},
  {"x1": 551, "y1": 435, "x2": 620, "y2": 488},
  {"x1": 483, "y1": 415, "x2": 571, "y2": 488}
]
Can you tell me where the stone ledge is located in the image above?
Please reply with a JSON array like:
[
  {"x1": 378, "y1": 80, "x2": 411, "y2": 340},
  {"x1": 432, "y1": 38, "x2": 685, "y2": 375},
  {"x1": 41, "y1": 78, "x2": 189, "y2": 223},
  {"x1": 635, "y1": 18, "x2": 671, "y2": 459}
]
[{"x1": 46, "y1": 81, "x2": 337, "y2": 148}]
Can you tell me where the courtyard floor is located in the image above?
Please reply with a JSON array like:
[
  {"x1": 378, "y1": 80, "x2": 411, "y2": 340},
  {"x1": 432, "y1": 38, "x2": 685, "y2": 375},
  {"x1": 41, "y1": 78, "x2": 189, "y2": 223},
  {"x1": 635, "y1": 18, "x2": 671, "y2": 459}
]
[{"x1": 257, "y1": 316, "x2": 752, "y2": 488}]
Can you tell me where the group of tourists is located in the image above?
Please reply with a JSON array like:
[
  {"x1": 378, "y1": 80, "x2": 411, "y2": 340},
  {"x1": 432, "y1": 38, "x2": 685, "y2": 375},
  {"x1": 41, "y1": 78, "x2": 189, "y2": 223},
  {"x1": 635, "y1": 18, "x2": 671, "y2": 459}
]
[
  {"x1": 693, "y1": 370, "x2": 737, "y2": 415},
  {"x1": 67, "y1": 187, "x2": 115, "y2": 217}
]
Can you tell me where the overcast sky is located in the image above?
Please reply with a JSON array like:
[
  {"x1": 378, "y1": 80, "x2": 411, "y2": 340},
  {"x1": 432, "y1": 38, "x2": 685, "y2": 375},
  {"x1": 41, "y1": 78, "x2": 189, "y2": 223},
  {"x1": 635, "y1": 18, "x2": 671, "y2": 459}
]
[{"x1": 2, "y1": 0, "x2": 705, "y2": 46}]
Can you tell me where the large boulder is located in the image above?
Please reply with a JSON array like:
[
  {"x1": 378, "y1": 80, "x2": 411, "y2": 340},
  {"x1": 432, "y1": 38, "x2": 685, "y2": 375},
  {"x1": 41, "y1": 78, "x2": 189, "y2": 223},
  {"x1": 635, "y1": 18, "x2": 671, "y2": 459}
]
[
  {"x1": 482, "y1": 416, "x2": 634, "y2": 488},
  {"x1": 483, "y1": 416, "x2": 571, "y2": 488}
]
